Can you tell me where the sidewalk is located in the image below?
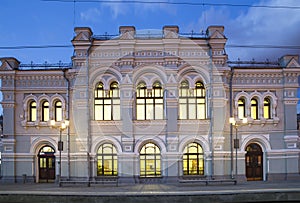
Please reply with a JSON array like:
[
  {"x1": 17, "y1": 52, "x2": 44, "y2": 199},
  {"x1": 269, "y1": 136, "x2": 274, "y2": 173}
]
[{"x1": 0, "y1": 180, "x2": 300, "y2": 203}]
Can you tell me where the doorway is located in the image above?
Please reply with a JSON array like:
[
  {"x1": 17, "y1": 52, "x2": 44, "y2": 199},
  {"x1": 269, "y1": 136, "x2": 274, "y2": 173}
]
[
  {"x1": 245, "y1": 143, "x2": 263, "y2": 181},
  {"x1": 38, "y1": 146, "x2": 56, "y2": 183}
]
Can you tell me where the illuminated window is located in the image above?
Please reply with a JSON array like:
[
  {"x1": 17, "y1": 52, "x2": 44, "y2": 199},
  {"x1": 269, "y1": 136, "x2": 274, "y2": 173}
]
[
  {"x1": 263, "y1": 98, "x2": 271, "y2": 119},
  {"x1": 183, "y1": 143, "x2": 204, "y2": 175},
  {"x1": 29, "y1": 101, "x2": 37, "y2": 121},
  {"x1": 251, "y1": 98, "x2": 258, "y2": 120},
  {"x1": 179, "y1": 81, "x2": 206, "y2": 119},
  {"x1": 54, "y1": 101, "x2": 62, "y2": 121},
  {"x1": 238, "y1": 98, "x2": 246, "y2": 119},
  {"x1": 41, "y1": 101, "x2": 50, "y2": 122},
  {"x1": 136, "y1": 81, "x2": 164, "y2": 120},
  {"x1": 97, "y1": 143, "x2": 118, "y2": 176},
  {"x1": 140, "y1": 143, "x2": 161, "y2": 177},
  {"x1": 94, "y1": 82, "x2": 120, "y2": 120}
]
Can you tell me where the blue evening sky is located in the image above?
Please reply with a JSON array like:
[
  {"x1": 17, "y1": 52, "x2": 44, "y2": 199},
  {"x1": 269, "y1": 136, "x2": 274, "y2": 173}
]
[{"x1": 0, "y1": 0, "x2": 299, "y2": 114}]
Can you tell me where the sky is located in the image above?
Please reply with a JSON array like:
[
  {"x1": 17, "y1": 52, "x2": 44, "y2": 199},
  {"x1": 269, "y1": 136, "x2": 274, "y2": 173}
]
[{"x1": 0, "y1": 0, "x2": 300, "y2": 113}]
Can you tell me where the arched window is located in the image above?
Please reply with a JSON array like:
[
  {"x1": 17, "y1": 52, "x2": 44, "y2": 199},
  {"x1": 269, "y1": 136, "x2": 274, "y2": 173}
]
[
  {"x1": 41, "y1": 101, "x2": 49, "y2": 122},
  {"x1": 97, "y1": 143, "x2": 118, "y2": 176},
  {"x1": 136, "y1": 81, "x2": 164, "y2": 120},
  {"x1": 183, "y1": 143, "x2": 204, "y2": 175},
  {"x1": 140, "y1": 142, "x2": 161, "y2": 177},
  {"x1": 251, "y1": 98, "x2": 258, "y2": 120},
  {"x1": 263, "y1": 98, "x2": 271, "y2": 119},
  {"x1": 238, "y1": 98, "x2": 246, "y2": 119},
  {"x1": 94, "y1": 82, "x2": 120, "y2": 120},
  {"x1": 29, "y1": 101, "x2": 37, "y2": 121},
  {"x1": 179, "y1": 81, "x2": 206, "y2": 119},
  {"x1": 54, "y1": 101, "x2": 62, "y2": 121}
]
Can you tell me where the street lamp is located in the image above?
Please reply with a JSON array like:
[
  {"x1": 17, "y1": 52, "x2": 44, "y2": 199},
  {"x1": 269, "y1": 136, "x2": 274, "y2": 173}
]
[
  {"x1": 229, "y1": 117, "x2": 247, "y2": 179},
  {"x1": 50, "y1": 119, "x2": 69, "y2": 185}
]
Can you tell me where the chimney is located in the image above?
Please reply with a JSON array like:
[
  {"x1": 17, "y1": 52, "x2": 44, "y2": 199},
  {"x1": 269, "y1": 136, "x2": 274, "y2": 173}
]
[
  {"x1": 0, "y1": 57, "x2": 20, "y2": 70},
  {"x1": 163, "y1": 25, "x2": 179, "y2": 38},
  {"x1": 74, "y1": 27, "x2": 93, "y2": 40}
]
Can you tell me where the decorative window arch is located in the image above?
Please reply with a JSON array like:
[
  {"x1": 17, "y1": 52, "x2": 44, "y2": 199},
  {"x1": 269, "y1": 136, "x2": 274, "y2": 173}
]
[
  {"x1": 251, "y1": 98, "x2": 258, "y2": 120},
  {"x1": 97, "y1": 143, "x2": 118, "y2": 176},
  {"x1": 179, "y1": 81, "x2": 206, "y2": 119},
  {"x1": 94, "y1": 81, "x2": 120, "y2": 120},
  {"x1": 183, "y1": 142, "x2": 204, "y2": 175},
  {"x1": 29, "y1": 101, "x2": 37, "y2": 122},
  {"x1": 136, "y1": 81, "x2": 164, "y2": 120},
  {"x1": 140, "y1": 142, "x2": 161, "y2": 177}
]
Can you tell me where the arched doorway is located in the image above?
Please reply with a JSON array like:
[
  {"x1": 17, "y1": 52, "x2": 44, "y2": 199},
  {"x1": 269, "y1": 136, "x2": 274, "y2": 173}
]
[
  {"x1": 245, "y1": 143, "x2": 263, "y2": 181},
  {"x1": 38, "y1": 146, "x2": 56, "y2": 183}
]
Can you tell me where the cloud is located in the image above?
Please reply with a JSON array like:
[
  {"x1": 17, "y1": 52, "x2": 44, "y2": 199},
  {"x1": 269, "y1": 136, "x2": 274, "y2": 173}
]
[
  {"x1": 192, "y1": 0, "x2": 300, "y2": 61},
  {"x1": 228, "y1": 0, "x2": 300, "y2": 60},
  {"x1": 102, "y1": 0, "x2": 127, "y2": 19},
  {"x1": 80, "y1": 8, "x2": 101, "y2": 22}
]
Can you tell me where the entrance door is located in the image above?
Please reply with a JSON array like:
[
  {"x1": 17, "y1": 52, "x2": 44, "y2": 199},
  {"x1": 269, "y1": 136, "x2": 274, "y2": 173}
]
[
  {"x1": 38, "y1": 146, "x2": 55, "y2": 183},
  {"x1": 245, "y1": 143, "x2": 263, "y2": 181}
]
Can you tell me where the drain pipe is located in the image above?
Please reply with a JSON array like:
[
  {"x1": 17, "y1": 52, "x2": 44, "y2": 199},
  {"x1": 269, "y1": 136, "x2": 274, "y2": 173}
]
[
  {"x1": 229, "y1": 66, "x2": 234, "y2": 179},
  {"x1": 63, "y1": 68, "x2": 71, "y2": 180},
  {"x1": 207, "y1": 44, "x2": 214, "y2": 179}
]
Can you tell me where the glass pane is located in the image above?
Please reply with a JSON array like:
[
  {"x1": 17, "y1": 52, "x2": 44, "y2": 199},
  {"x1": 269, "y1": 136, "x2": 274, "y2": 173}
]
[
  {"x1": 104, "y1": 105, "x2": 111, "y2": 120},
  {"x1": 189, "y1": 98, "x2": 196, "y2": 104},
  {"x1": 238, "y1": 106, "x2": 245, "y2": 119},
  {"x1": 179, "y1": 104, "x2": 187, "y2": 119},
  {"x1": 197, "y1": 104, "x2": 205, "y2": 119},
  {"x1": 104, "y1": 99, "x2": 111, "y2": 105},
  {"x1": 137, "y1": 104, "x2": 145, "y2": 120},
  {"x1": 43, "y1": 108, "x2": 49, "y2": 121},
  {"x1": 40, "y1": 158, "x2": 46, "y2": 168},
  {"x1": 95, "y1": 105, "x2": 103, "y2": 120},
  {"x1": 264, "y1": 106, "x2": 270, "y2": 119},
  {"x1": 137, "y1": 99, "x2": 145, "y2": 104},
  {"x1": 103, "y1": 146, "x2": 112, "y2": 154},
  {"x1": 155, "y1": 104, "x2": 163, "y2": 119},
  {"x1": 146, "y1": 104, "x2": 153, "y2": 119},
  {"x1": 113, "y1": 105, "x2": 120, "y2": 120},
  {"x1": 189, "y1": 105, "x2": 196, "y2": 119},
  {"x1": 181, "y1": 89, "x2": 188, "y2": 97},
  {"x1": 31, "y1": 108, "x2": 37, "y2": 121}
]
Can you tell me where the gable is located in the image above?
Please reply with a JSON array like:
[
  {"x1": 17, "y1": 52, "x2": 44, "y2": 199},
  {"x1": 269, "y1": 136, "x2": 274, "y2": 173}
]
[
  {"x1": 0, "y1": 58, "x2": 20, "y2": 71},
  {"x1": 286, "y1": 58, "x2": 300, "y2": 68},
  {"x1": 210, "y1": 30, "x2": 225, "y2": 39}
]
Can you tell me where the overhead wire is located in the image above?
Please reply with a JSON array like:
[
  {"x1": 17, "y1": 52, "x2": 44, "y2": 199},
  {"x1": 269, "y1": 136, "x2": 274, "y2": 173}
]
[{"x1": 41, "y1": 0, "x2": 300, "y2": 10}]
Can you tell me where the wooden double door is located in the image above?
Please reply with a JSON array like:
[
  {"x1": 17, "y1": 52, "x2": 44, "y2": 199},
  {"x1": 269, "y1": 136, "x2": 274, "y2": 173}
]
[
  {"x1": 38, "y1": 146, "x2": 56, "y2": 183},
  {"x1": 245, "y1": 143, "x2": 263, "y2": 181}
]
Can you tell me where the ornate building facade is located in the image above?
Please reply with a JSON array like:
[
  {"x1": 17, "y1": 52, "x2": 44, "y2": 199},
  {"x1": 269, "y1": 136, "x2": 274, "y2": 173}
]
[{"x1": 0, "y1": 25, "x2": 299, "y2": 184}]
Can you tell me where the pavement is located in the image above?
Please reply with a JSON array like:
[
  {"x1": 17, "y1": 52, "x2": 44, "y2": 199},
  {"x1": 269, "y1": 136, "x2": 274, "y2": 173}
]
[{"x1": 0, "y1": 180, "x2": 300, "y2": 203}]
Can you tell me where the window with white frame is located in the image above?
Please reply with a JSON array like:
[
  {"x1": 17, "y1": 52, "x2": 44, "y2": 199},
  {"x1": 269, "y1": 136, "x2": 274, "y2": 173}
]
[
  {"x1": 29, "y1": 101, "x2": 37, "y2": 122},
  {"x1": 136, "y1": 81, "x2": 164, "y2": 120},
  {"x1": 179, "y1": 81, "x2": 206, "y2": 119},
  {"x1": 54, "y1": 101, "x2": 62, "y2": 121},
  {"x1": 263, "y1": 97, "x2": 271, "y2": 119},
  {"x1": 94, "y1": 82, "x2": 120, "y2": 121},
  {"x1": 41, "y1": 101, "x2": 50, "y2": 122},
  {"x1": 97, "y1": 143, "x2": 118, "y2": 176},
  {"x1": 251, "y1": 98, "x2": 258, "y2": 120},
  {"x1": 238, "y1": 98, "x2": 246, "y2": 119}
]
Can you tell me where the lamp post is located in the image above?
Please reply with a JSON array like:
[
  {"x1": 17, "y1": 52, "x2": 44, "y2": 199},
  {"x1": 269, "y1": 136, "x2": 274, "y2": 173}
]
[
  {"x1": 229, "y1": 117, "x2": 247, "y2": 179},
  {"x1": 50, "y1": 119, "x2": 69, "y2": 185}
]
